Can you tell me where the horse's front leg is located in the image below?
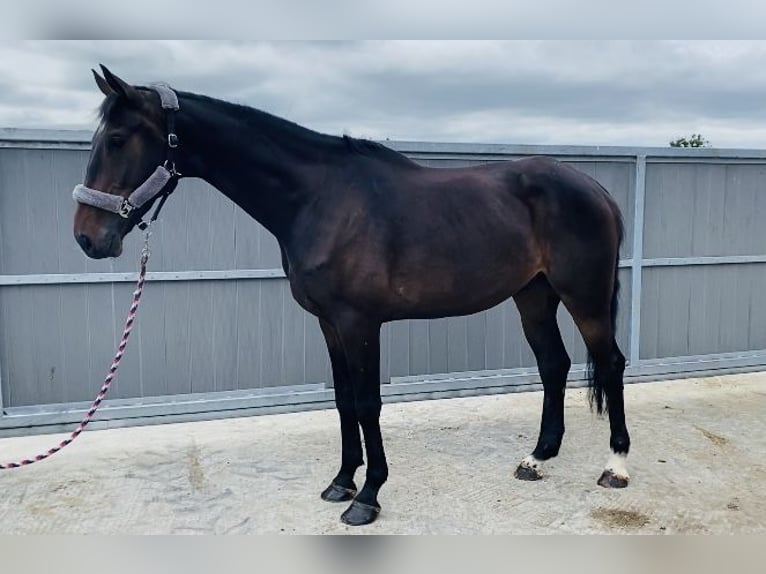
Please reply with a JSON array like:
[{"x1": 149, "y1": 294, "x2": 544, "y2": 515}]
[
  {"x1": 318, "y1": 318, "x2": 363, "y2": 503},
  {"x1": 332, "y1": 311, "x2": 387, "y2": 526}
]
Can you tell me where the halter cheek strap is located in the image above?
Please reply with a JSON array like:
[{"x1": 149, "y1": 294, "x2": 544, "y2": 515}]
[{"x1": 72, "y1": 83, "x2": 181, "y2": 227}]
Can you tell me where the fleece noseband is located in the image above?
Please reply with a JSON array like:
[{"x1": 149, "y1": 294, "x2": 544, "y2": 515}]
[{"x1": 72, "y1": 83, "x2": 181, "y2": 229}]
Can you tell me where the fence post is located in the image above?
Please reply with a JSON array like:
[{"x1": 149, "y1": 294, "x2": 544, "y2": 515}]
[
  {"x1": 629, "y1": 154, "x2": 647, "y2": 365},
  {"x1": 0, "y1": 352, "x2": 4, "y2": 416}
]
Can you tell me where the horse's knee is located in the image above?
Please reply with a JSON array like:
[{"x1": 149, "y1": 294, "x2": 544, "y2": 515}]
[
  {"x1": 539, "y1": 353, "x2": 571, "y2": 385},
  {"x1": 336, "y1": 401, "x2": 357, "y2": 422},
  {"x1": 355, "y1": 397, "x2": 381, "y2": 422}
]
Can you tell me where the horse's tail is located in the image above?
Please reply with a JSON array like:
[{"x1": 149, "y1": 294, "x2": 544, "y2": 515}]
[{"x1": 587, "y1": 201, "x2": 624, "y2": 415}]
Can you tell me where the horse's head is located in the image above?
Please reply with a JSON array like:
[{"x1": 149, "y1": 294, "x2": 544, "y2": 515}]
[{"x1": 73, "y1": 66, "x2": 170, "y2": 259}]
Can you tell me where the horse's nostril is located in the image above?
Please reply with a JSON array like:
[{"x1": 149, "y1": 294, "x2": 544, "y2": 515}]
[{"x1": 76, "y1": 233, "x2": 93, "y2": 254}]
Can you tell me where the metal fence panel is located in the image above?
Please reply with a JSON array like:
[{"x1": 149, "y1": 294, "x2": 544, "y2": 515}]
[
  {"x1": 640, "y1": 263, "x2": 766, "y2": 359},
  {"x1": 643, "y1": 162, "x2": 766, "y2": 258},
  {"x1": 1, "y1": 130, "x2": 765, "y2": 432}
]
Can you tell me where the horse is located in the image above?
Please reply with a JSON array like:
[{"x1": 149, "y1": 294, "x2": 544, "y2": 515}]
[{"x1": 72, "y1": 66, "x2": 630, "y2": 526}]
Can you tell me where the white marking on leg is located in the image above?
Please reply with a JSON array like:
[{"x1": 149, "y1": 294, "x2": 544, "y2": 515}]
[
  {"x1": 604, "y1": 451, "x2": 629, "y2": 479},
  {"x1": 521, "y1": 454, "x2": 541, "y2": 469},
  {"x1": 520, "y1": 454, "x2": 543, "y2": 471}
]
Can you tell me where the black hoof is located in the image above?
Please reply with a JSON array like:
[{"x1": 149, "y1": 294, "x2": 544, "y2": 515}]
[
  {"x1": 514, "y1": 463, "x2": 542, "y2": 481},
  {"x1": 340, "y1": 500, "x2": 381, "y2": 526},
  {"x1": 598, "y1": 470, "x2": 629, "y2": 489},
  {"x1": 321, "y1": 481, "x2": 357, "y2": 502}
]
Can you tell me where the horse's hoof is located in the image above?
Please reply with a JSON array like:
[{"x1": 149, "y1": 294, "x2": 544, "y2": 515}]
[
  {"x1": 514, "y1": 464, "x2": 542, "y2": 481},
  {"x1": 340, "y1": 500, "x2": 381, "y2": 526},
  {"x1": 321, "y1": 481, "x2": 357, "y2": 502},
  {"x1": 598, "y1": 470, "x2": 629, "y2": 489},
  {"x1": 514, "y1": 457, "x2": 543, "y2": 481}
]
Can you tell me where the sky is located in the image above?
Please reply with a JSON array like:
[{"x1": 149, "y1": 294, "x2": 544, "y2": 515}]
[{"x1": 3, "y1": 40, "x2": 766, "y2": 148}]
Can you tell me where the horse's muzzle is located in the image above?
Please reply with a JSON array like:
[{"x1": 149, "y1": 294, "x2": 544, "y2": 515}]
[{"x1": 75, "y1": 231, "x2": 122, "y2": 259}]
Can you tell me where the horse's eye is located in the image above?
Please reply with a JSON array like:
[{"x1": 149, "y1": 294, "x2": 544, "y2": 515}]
[{"x1": 108, "y1": 135, "x2": 126, "y2": 149}]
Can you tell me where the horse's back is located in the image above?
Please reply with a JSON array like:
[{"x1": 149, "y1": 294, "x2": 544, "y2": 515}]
[{"x1": 374, "y1": 154, "x2": 621, "y2": 254}]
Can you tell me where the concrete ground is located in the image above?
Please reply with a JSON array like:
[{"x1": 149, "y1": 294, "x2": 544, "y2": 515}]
[{"x1": 1, "y1": 372, "x2": 765, "y2": 534}]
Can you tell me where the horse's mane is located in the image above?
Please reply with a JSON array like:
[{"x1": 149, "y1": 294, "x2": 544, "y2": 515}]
[
  {"x1": 341, "y1": 134, "x2": 411, "y2": 164},
  {"x1": 98, "y1": 88, "x2": 414, "y2": 166}
]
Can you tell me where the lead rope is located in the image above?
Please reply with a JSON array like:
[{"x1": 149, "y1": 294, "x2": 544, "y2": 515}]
[{"x1": 0, "y1": 230, "x2": 153, "y2": 470}]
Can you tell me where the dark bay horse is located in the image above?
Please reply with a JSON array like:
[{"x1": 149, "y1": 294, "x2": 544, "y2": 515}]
[{"x1": 73, "y1": 66, "x2": 630, "y2": 526}]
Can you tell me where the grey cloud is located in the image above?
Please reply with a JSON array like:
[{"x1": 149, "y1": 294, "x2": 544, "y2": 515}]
[{"x1": 3, "y1": 41, "x2": 766, "y2": 147}]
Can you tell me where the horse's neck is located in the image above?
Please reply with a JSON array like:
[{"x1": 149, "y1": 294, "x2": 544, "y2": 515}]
[{"x1": 176, "y1": 96, "x2": 336, "y2": 241}]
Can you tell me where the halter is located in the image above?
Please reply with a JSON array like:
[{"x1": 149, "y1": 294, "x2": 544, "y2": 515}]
[{"x1": 72, "y1": 83, "x2": 181, "y2": 230}]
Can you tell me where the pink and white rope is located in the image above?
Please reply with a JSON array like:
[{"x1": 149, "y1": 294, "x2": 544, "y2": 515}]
[{"x1": 1, "y1": 248, "x2": 150, "y2": 470}]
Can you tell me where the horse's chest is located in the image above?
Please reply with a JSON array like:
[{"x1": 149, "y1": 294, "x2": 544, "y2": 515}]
[{"x1": 284, "y1": 268, "x2": 326, "y2": 316}]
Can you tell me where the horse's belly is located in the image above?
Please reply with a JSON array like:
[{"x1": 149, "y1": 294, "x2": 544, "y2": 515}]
[{"x1": 385, "y1": 262, "x2": 537, "y2": 320}]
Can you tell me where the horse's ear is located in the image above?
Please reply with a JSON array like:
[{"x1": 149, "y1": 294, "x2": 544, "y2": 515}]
[
  {"x1": 99, "y1": 64, "x2": 140, "y2": 103},
  {"x1": 92, "y1": 69, "x2": 113, "y2": 97}
]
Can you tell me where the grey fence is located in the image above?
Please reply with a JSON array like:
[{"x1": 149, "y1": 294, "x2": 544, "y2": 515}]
[{"x1": 1, "y1": 128, "x2": 765, "y2": 435}]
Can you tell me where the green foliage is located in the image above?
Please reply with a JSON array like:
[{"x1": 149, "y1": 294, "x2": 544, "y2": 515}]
[{"x1": 669, "y1": 134, "x2": 710, "y2": 148}]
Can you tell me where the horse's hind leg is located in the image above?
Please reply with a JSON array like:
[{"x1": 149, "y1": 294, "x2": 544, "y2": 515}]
[
  {"x1": 557, "y1": 295, "x2": 630, "y2": 488},
  {"x1": 512, "y1": 274, "x2": 572, "y2": 481}
]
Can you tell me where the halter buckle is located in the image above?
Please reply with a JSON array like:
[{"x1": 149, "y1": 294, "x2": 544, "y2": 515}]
[
  {"x1": 163, "y1": 160, "x2": 181, "y2": 177},
  {"x1": 168, "y1": 133, "x2": 179, "y2": 148},
  {"x1": 118, "y1": 198, "x2": 135, "y2": 218}
]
